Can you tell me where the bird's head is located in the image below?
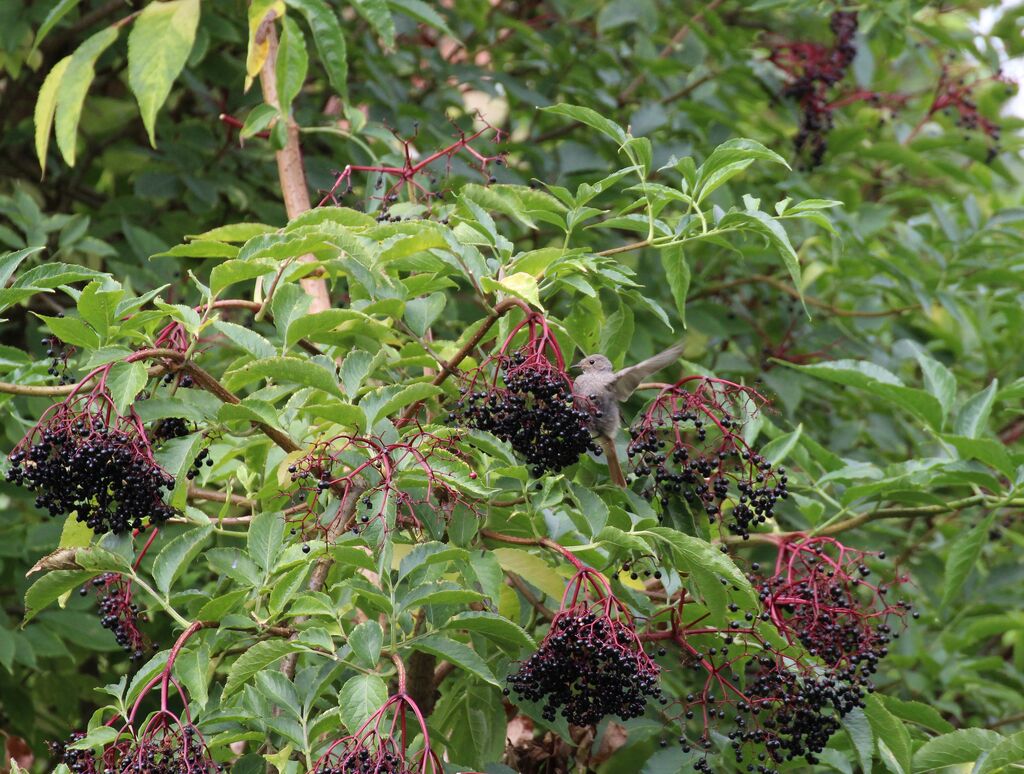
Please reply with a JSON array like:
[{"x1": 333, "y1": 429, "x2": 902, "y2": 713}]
[{"x1": 573, "y1": 353, "x2": 614, "y2": 373}]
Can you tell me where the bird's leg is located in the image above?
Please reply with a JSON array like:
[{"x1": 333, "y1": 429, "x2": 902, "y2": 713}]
[{"x1": 599, "y1": 437, "x2": 627, "y2": 488}]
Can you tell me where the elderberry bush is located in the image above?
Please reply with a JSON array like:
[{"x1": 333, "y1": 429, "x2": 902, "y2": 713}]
[
  {"x1": 507, "y1": 607, "x2": 662, "y2": 725},
  {"x1": 47, "y1": 732, "x2": 96, "y2": 773},
  {"x1": 452, "y1": 353, "x2": 599, "y2": 475},
  {"x1": 313, "y1": 746, "x2": 418, "y2": 774},
  {"x1": 7, "y1": 413, "x2": 176, "y2": 533},
  {"x1": 83, "y1": 573, "x2": 151, "y2": 660}
]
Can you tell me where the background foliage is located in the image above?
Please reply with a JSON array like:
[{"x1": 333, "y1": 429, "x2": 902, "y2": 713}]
[{"x1": 1, "y1": 0, "x2": 1023, "y2": 772}]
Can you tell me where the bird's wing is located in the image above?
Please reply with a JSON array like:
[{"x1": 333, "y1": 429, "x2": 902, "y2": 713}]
[{"x1": 611, "y1": 341, "x2": 685, "y2": 399}]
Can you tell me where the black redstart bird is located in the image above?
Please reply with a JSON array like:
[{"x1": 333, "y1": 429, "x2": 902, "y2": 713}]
[{"x1": 572, "y1": 342, "x2": 686, "y2": 486}]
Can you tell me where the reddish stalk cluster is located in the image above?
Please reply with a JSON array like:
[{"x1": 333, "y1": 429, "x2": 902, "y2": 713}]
[
  {"x1": 6, "y1": 368, "x2": 176, "y2": 533},
  {"x1": 449, "y1": 311, "x2": 599, "y2": 475},
  {"x1": 285, "y1": 428, "x2": 476, "y2": 542},
  {"x1": 317, "y1": 120, "x2": 505, "y2": 217},
  {"x1": 640, "y1": 536, "x2": 910, "y2": 770},
  {"x1": 49, "y1": 623, "x2": 221, "y2": 773},
  {"x1": 312, "y1": 691, "x2": 442, "y2": 773},
  {"x1": 769, "y1": 11, "x2": 905, "y2": 167},
  {"x1": 753, "y1": 536, "x2": 912, "y2": 681},
  {"x1": 83, "y1": 572, "x2": 151, "y2": 660},
  {"x1": 626, "y1": 377, "x2": 787, "y2": 539},
  {"x1": 506, "y1": 566, "x2": 662, "y2": 725},
  {"x1": 923, "y1": 65, "x2": 1012, "y2": 158}
]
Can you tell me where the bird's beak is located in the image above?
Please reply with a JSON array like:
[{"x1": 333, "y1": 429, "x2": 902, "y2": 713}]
[{"x1": 570, "y1": 360, "x2": 584, "y2": 372}]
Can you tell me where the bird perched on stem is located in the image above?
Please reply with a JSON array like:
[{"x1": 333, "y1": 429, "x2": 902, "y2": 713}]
[{"x1": 572, "y1": 342, "x2": 686, "y2": 487}]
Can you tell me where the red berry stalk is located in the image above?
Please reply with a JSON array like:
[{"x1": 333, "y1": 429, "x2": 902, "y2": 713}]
[
  {"x1": 317, "y1": 119, "x2": 505, "y2": 214},
  {"x1": 450, "y1": 311, "x2": 599, "y2": 475},
  {"x1": 285, "y1": 428, "x2": 476, "y2": 542},
  {"x1": 51, "y1": 622, "x2": 221, "y2": 773},
  {"x1": 313, "y1": 662, "x2": 442, "y2": 774},
  {"x1": 506, "y1": 566, "x2": 662, "y2": 725},
  {"x1": 627, "y1": 376, "x2": 787, "y2": 539},
  {"x1": 755, "y1": 535, "x2": 912, "y2": 675}
]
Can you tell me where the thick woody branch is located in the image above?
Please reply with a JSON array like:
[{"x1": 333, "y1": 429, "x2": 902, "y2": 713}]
[{"x1": 257, "y1": 18, "x2": 330, "y2": 313}]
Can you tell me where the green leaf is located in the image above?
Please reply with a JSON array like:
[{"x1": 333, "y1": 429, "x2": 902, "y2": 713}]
[
  {"x1": 912, "y1": 728, "x2": 1004, "y2": 772},
  {"x1": 211, "y1": 320, "x2": 276, "y2": 359},
  {"x1": 54, "y1": 26, "x2": 120, "y2": 166},
  {"x1": 34, "y1": 314, "x2": 99, "y2": 349},
  {"x1": 33, "y1": 0, "x2": 81, "y2": 52},
  {"x1": 404, "y1": 293, "x2": 446, "y2": 337},
  {"x1": 224, "y1": 357, "x2": 342, "y2": 396},
  {"x1": 442, "y1": 611, "x2": 535, "y2": 650},
  {"x1": 352, "y1": 0, "x2": 395, "y2": 47},
  {"x1": 154, "y1": 433, "x2": 206, "y2": 510},
  {"x1": 210, "y1": 259, "x2": 275, "y2": 296},
  {"x1": 842, "y1": 708, "x2": 874, "y2": 772},
  {"x1": 408, "y1": 634, "x2": 499, "y2": 686},
  {"x1": 491, "y1": 548, "x2": 566, "y2": 601},
  {"x1": 247, "y1": 510, "x2": 284, "y2": 573},
  {"x1": 152, "y1": 525, "x2": 213, "y2": 595},
  {"x1": 399, "y1": 582, "x2": 485, "y2": 612},
  {"x1": 339, "y1": 674, "x2": 387, "y2": 732},
  {"x1": 387, "y1": 0, "x2": 456, "y2": 38},
  {"x1": 106, "y1": 361, "x2": 148, "y2": 416},
  {"x1": 695, "y1": 138, "x2": 789, "y2": 202},
  {"x1": 913, "y1": 350, "x2": 956, "y2": 424},
  {"x1": 791, "y1": 360, "x2": 944, "y2": 429},
  {"x1": 175, "y1": 645, "x2": 210, "y2": 712},
  {"x1": 127, "y1": 0, "x2": 200, "y2": 146},
  {"x1": 542, "y1": 103, "x2": 627, "y2": 144},
  {"x1": 955, "y1": 380, "x2": 998, "y2": 438},
  {"x1": 223, "y1": 639, "x2": 310, "y2": 698},
  {"x1": 942, "y1": 512, "x2": 996, "y2": 605},
  {"x1": 275, "y1": 14, "x2": 308, "y2": 113},
  {"x1": 0, "y1": 246, "x2": 44, "y2": 289},
  {"x1": 660, "y1": 245, "x2": 690, "y2": 328},
  {"x1": 480, "y1": 272, "x2": 542, "y2": 310},
  {"x1": 348, "y1": 620, "x2": 383, "y2": 668},
  {"x1": 719, "y1": 209, "x2": 804, "y2": 309},
  {"x1": 643, "y1": 527, "x2": 755, "y2": 606},
  {"x1": 876, "y1": 695, "x2": 955, "y2": 734},
  {"x1": 286, "y1": 0, "x2": 347, "y2": 99},
  {"x1": 24, "y1": 570, "x2": 98, "y2": 624},
  {"x1": 188, "y1": 223, "x2": 277, "y2": 243},
  {"x1": 34, "y1": 55, "x2": 72, "y2": 175},
  {"x1": 864, "y1": 694, "x2": 912, "y2": 774},
  {"x1": 359, "y1": 382, "x2": 441, "y2": 427},
  {"x1": 976, "y1": 731, "x2": 1024, "y2": 774}
]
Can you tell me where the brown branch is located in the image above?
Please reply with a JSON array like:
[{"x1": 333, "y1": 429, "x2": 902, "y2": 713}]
[
  {"x1": 257, "y1": 16, "x2": 330, "y2": 313},
  {"x1": 507, "y1": 573, "x2": 555, "y2": 621},
  {"x1": 617, "y1": 0, "x2": 725, "y2": 105},
  {"x1": 689, "y1": 274, "x2": 919, "y2": 318},
  {"x1": 0, "y1": 364, "x2": 167, "y2": 396}
]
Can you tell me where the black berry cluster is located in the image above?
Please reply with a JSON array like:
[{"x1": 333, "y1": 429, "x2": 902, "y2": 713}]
[
  {"x1": 627, "y1": 379, "x2": 787, "y2": 539},
  {"x1": 313, "y1": 746, "x2": 419, "y2": 774},
  {"x1": 82, "y1": 573, "x2": 151, "y2": 660},
  {"x1": 506, "y1": 568, "x2": 661, "y2": 725},
  {"x1": 151, "y1": 416, "x2": 191, "y2": 442},
  {"x1": 451, "y1": 351, "x2": 599, "y2": 475},
  {"x1": 95, "y1": 725, "x2": 223, "y2": 773},
  {"x1": 7, "y1": 404, "x2": 176, "y2": 533},
  {"x1": 42, "y1": 334, "x2": 75, "y2": 384},
  {"x1": 770, "y1": 11, "x2": 860, "y2": 167},
  {"x1": 47, "y1": 732, "x2": 97, "y2": 773}
]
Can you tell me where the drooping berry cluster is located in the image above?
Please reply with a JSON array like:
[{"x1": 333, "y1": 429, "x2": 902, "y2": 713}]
[
  {"x1": 645, "y1": 537, "x2": 910, "y2": 768},
  {"x1": 507, "y1": 567, "x2": 661, "y2": 725},
  {"x1": 42, "y1": 334, "x2": 75, "y2": 384},
  {"x1": 285, "y1": 428, "x2": 476, "y2": 542},
  {"x1": 6, "y1": 390, "x2": 176, "y2": 533},
  {"x1": 754, "y1": 536, "x2": 911, "y2": 688},
  {"x1": 83, "y1": 572, "x2": 151, "y2": 660},
  {"x1": 312, "y1": 692, "x2": 442, "y2": 774},
  {"x1": 924, "y1": 65, "x2": 1013, "y2": 160},
  {"x1": 450, "y1": 312, "x2": 599, "y2": 475},
  {"x1": 317, "y1": 119, "x2": 505, "y2": 215},
  {"x1": 47, "y1": 732, "x2": 97, "y2": 773},
  {"x1": 151, "y1": 416, "x2": 192, "y2": 442},
  {"x1": 626, "y1": 377, "x2": 787, "y2": 539}
]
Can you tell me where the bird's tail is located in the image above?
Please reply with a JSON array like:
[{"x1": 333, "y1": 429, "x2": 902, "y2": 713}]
[{"x1": 599, "y1": 437, "x2": 628, "y2": 488}]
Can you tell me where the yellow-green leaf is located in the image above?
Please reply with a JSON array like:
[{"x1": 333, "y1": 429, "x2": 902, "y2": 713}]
[
  {"x1": 34, "y1": 55, "x2": 71, "y2": 176},
  {"x1": 54, "y1": 26, "x2": 120, "y2": 167}
]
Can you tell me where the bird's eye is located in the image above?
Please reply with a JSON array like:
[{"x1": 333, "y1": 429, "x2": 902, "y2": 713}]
[{"x1": 588, "y1": 359, "x2": 594, "y2": 364}]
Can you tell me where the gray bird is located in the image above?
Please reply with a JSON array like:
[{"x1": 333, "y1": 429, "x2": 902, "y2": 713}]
[{"x1": 572, "y1": 342, "x2": 686, "y2": 486}]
